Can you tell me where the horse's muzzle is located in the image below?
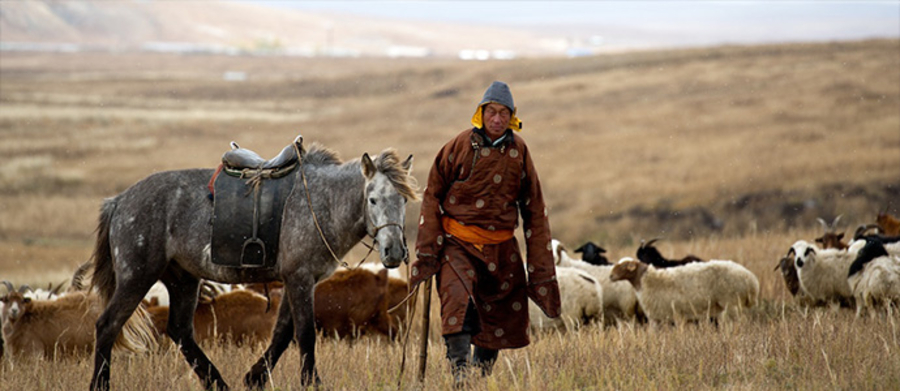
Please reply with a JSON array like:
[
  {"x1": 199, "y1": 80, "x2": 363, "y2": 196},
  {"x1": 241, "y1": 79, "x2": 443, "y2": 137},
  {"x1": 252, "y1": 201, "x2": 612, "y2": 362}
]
[{"x1": 380, "y1": 242, "x2": 408, "y2": 268}]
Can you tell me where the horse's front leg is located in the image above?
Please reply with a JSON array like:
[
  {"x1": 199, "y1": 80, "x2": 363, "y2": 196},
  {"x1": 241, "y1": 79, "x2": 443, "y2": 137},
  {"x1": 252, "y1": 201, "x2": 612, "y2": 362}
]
[
  {"x1": 290, "y1": 279, "x2": 321, "y2": 387},
  {"x1": 165, "y1": 275, "x2": 229, "y2": 391},
  {"x1": 245, "y1": 291, "x2": 294, "y2": 390}
]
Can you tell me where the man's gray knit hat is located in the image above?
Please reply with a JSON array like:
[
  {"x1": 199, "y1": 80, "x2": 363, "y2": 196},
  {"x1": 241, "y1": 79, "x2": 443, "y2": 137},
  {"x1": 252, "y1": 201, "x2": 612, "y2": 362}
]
[
  {"x1": 471, "y1": 80, "x2": 522, "y2": 131},
  {"x1": 478, "y1": 81, "x2": 515, "y2": 112}
]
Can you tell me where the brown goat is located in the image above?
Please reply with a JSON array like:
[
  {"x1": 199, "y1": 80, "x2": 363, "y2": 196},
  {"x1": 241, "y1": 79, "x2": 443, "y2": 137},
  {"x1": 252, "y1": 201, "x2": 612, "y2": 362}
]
[
  {"x1": 1, "y1": 288, "x2": 101, "y2": 358},
  {"x1": 147, "y1": 288, "x2": 281, "y2": 346},
  {"x1": 146, "y1": 269, "x2": 409, "y2": 345},
  {"x1": 315, "y1": 268, "x2": 408, "y2": 340},
  {"x1": 877, "y1": 211, "x2": 900, "y2": 236}
]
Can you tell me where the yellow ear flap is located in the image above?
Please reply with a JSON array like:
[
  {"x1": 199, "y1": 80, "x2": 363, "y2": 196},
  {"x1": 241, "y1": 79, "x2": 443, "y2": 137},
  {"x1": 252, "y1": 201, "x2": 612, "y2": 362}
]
[
  {"x1": 470, "y1": 106, "x2": 483, "y2": 129},
  {"x1": 508, "y1": 108, "x2": 522, "y2": 132}
]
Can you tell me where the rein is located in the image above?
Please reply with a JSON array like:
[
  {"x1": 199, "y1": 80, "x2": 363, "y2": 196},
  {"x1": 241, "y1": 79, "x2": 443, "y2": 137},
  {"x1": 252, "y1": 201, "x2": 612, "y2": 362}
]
[{"x1": 294, "y1": 142, "x2": 348, "y2": 268}]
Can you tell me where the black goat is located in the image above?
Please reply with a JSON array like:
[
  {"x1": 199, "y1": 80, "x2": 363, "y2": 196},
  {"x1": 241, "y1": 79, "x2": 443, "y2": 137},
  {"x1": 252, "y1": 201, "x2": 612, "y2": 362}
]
[
  {"x1": 636, "y1": 238, "x2": 704, "y2": 268},
  {"x1": 574, "y1": 241, "x2": 610, "y2": 266},
  {"x1": 853, "y1": 224, "x2": 900, "y2": 244},
  {"x1": 848, "y1": 238, "x2": 891, "y2": 277}
]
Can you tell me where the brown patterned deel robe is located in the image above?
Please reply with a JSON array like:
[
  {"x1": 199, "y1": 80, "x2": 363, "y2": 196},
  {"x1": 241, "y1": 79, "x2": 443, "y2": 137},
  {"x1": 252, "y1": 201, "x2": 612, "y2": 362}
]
[{"x1": 410, "y1": 128, "x2": 561, "y2": 350}]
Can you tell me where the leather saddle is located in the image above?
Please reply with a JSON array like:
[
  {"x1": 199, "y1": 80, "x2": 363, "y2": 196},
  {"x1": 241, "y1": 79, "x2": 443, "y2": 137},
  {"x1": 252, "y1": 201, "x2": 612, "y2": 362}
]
[{"x1": 210, "y1": 136, "x2": 303, "y2": 268}]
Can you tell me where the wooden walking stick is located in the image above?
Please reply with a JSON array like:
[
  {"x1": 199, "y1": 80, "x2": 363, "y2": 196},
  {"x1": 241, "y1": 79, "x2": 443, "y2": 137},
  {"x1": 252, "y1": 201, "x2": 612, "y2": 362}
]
[{"x1": 417, "y1": 276, "x2": 433, "y2": 382}]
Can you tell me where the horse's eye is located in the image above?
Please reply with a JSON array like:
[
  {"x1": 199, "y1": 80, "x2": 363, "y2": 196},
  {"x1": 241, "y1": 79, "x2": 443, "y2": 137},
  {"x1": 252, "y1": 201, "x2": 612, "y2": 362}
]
[{"x1": 369, "y1": 198, "x2": 377, "y2": 206}]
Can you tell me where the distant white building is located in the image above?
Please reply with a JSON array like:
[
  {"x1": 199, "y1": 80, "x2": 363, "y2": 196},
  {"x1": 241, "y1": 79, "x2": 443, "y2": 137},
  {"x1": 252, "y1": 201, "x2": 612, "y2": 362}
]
[{"x1": 386, "y1": 46, "x2": 432, "y2": 58}]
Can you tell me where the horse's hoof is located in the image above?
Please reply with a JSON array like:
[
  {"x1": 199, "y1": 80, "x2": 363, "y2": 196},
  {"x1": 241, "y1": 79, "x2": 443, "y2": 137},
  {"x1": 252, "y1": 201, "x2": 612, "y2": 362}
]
[{"x1": 244, "y1": 368, "x2": 268, "y2": 391}]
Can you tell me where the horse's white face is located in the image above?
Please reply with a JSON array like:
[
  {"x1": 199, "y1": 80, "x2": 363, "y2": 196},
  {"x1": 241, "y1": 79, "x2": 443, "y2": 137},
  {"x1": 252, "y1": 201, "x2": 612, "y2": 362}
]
[{"x1": 361, "y1": 153, "x2": 414, "y2": 268}]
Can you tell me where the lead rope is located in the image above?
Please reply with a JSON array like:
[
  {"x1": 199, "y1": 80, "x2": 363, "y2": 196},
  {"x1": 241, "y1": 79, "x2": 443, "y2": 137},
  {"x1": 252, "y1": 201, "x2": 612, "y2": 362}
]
[
  {"x1": 293, "y1": 142, "x2": 349, "y2": 269},
  {"x1": 396, "y1": 261, "x2": 421, "y2": 388}
]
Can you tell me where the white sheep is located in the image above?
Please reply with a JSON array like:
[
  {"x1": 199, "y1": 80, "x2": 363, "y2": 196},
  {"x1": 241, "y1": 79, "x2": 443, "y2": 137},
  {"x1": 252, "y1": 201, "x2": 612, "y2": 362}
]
[
  {"x1": 609, "y1": 258, "x2": 758, "y2": 325},
  {"x1": 529, "y1": 266, "x2": 603, "y2": 331},
  {"x1": 789, "y1": 240, "x2": 857, "y2": 306},
  {"x1": 846, "y1": 238, "x2": 900, "y2": 316},
  {"x1": 552, "y1": 239, "x2": 640, "y2": 325}
]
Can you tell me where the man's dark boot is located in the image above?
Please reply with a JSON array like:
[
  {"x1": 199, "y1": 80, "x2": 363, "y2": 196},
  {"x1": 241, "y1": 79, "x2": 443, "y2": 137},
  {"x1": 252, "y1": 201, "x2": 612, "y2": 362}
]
[
  {"x1": 444, "y1": 333, "x2": 472, "y2": 388},
  {"x1": 472, "y1": 345, "x2": 499, "y2": 376}
]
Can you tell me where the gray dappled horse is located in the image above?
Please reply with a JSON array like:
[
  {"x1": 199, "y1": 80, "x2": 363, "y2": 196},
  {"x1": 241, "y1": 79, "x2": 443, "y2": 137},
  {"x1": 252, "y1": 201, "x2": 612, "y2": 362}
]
[{"x1": 88, "y1": 142, "x2": 417, "y2": 390}]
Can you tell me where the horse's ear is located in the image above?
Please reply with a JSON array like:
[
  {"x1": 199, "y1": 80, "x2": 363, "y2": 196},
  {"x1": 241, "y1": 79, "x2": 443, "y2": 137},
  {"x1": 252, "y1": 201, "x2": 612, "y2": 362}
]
[
  {"x1": 361, "y1": 153, "x2": 376, "y2": 179},
  {"x1": 402, "y1": 154, "x2": 413, "y2": 172}
]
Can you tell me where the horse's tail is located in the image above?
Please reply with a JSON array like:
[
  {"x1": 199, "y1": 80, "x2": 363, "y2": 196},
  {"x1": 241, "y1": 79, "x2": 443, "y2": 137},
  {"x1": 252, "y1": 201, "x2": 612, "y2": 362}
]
[
  {"x1": 90, "y1": 197, "x2": 118, "y2": 303},
  {"x1": 88, "y1": 197, "x2": 158, "y2": 353}
]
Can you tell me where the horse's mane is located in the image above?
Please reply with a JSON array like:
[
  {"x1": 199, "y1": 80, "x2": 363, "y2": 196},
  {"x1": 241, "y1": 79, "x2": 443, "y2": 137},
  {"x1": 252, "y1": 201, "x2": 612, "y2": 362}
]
[
  {"x1": 302, "y1": 143, "x2": 418, "y2": 201},
  {"x1": 373, "y1": 149, "x2": 419, "y2": 202},
  {"x1": 303, "y1": 143, "x2": 343, "y2": 166}
]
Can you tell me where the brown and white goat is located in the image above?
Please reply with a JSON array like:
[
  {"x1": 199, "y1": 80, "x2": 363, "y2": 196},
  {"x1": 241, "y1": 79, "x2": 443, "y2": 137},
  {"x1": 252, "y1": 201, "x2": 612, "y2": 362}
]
[{"x1": 814, "y1": 215, "x2": 848, "y2": 250}]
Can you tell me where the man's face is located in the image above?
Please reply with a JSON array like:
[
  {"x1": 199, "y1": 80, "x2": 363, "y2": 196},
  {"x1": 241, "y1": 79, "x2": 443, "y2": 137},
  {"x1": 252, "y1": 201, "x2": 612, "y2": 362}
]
[{"x1": 483, "y1": 102, "x2": 511, "y2": 138}]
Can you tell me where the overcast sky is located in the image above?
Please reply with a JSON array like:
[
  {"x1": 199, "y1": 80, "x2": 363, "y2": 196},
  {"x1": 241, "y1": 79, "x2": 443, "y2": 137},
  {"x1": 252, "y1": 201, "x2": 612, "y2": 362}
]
[{"x1": 255, "y1": 1, "x2": 900, "y2": 46}]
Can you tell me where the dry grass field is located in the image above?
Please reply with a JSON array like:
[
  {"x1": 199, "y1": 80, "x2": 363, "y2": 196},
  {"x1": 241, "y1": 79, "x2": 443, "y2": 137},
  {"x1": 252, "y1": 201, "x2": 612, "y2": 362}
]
[{"x1": 1, "y1": 39, "x2": 899, "y2": 390}]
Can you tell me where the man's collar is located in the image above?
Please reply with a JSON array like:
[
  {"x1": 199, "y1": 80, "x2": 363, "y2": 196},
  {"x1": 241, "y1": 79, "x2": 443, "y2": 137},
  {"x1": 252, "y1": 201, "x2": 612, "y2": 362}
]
[{"x1": 473, "y1": 128, "x2": 512, "y2": 147}]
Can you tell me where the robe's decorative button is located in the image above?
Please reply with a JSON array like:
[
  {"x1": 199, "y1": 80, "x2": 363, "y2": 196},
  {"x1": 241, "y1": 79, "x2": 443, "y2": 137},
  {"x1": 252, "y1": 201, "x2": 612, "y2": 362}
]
[
  {"x1": 476, "y1": 199, "x2": 485, "y2": 208},
  {"x1": 509, "y1": 149, "x2": 519, "y2": 158},
  {"x1": 493, "y1": 174, "x2": 502, "y2": 184}
]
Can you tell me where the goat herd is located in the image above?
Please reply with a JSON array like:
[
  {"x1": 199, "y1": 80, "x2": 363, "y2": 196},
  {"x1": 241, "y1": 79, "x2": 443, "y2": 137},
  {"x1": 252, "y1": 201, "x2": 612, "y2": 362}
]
[
  {"x1": 0, "y1": 263, "x2": 408, "y2": 360},
  {"x1": 1, "y1": 212, "x2": 899, "y2": 364}
]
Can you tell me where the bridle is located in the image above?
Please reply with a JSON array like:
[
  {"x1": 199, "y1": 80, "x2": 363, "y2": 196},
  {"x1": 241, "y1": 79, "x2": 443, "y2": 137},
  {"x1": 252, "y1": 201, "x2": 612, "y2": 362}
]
[
  {"x1": 294, "y1": 141, "x2": 409, "y2": 268},
  {"x1": 361, "y1": 202, "x2": 409, "y2": 266}
]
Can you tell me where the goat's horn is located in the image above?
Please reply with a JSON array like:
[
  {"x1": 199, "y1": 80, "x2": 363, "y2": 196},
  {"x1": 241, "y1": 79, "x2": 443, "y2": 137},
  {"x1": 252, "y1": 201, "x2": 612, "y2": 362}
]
[
  {"x1": 832, "y1": 214, "x2": 843, "y2": 228},
  {"x1": 18, "y1": 284, "x2": 32, "y2": 294},
  {"x1": 51, "y1": 280, "x2": 67, "y2": 295},
  {"x1": 817, "y1": 218, "x2": 828, "y2": 232},
  {"x1": 1, "y1": 280, "x2": 13, "y2": 293},
  {"x1": 644, "y1": 237, "x2": 661, "y2": 247},
  {"x1": 854, "y1": 223, "x2": 882, "y2": 239}
]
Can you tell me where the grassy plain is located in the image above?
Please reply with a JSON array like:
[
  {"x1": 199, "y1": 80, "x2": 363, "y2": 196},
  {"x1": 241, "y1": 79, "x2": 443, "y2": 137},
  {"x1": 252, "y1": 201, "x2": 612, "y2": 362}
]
[{"x1": 0, "y1": 39, "x2": 899, "y2": 390}]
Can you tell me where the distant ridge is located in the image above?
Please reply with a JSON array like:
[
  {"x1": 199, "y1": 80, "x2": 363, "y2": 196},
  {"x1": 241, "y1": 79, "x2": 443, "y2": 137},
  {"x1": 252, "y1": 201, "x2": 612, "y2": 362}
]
[{"x1": 0, "y1": 0, "x2": 568, "y2": 58}]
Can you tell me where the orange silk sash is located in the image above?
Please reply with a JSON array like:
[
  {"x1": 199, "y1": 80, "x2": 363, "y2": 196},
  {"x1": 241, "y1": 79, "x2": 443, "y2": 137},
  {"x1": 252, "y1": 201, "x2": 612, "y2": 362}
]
[{"x1": 442, "y1": 216, "x2": 514, "y2": 251}]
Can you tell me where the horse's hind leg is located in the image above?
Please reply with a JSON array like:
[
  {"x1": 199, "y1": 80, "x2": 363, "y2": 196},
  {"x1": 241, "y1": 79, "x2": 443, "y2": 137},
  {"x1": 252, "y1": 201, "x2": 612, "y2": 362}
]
[
  {"x1": 90, "y1": 274, "x2": 159, "y2": 391},
  {"x1": 245, "y1": 290, "x2": 294, "y2": 390},
  {"x1": 164, "y1": 272, "x2": 229, "y2": 391}
]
